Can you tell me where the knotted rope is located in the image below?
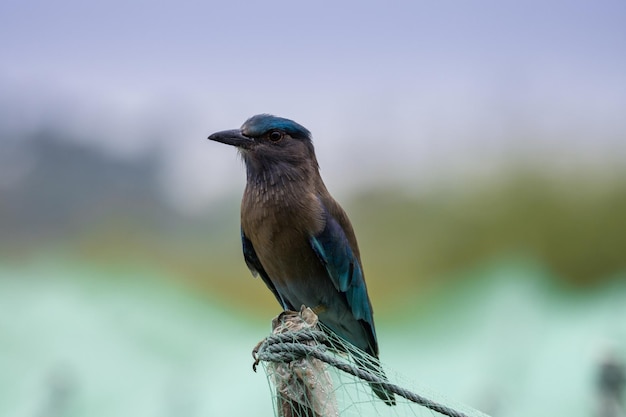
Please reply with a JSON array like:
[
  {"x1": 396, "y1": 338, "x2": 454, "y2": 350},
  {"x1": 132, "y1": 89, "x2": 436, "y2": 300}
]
[{"x1": 253, "y1": 328, "x2": 478, "y2": 417}]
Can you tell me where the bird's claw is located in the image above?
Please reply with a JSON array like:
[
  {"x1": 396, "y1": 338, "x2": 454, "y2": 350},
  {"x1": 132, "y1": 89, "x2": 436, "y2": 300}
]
[{"x1": 251, "y1": 338, "x2": 265, "y2": 372}]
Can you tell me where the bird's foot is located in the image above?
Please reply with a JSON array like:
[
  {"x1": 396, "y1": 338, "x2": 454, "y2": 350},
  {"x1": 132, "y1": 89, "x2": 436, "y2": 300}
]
[{"x1": 251, "y1": 338, "x2": 265, "y2": 372}]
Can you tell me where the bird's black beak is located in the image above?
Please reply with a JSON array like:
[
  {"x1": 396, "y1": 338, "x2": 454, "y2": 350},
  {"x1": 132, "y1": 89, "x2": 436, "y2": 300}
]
[{"x1": 208, "y1": 129, "x2": 254, "y2": 149}]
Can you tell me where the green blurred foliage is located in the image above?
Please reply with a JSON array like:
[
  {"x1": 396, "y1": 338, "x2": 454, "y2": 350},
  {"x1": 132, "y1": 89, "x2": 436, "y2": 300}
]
[
  {"x1": 352, "y1": 172, "x2": 626, "y2": 296},
  {"x1": 8, "y1": 172, "x2": 624, "y2": 316},
  {"x1": 2, "y1": 136, "x2": 624, "y2": 313}
]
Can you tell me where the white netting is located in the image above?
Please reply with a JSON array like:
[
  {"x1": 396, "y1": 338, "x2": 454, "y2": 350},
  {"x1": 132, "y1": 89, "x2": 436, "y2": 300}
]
[{"x1": 253, "y1": 307, "x2": 491, "y2": 417}]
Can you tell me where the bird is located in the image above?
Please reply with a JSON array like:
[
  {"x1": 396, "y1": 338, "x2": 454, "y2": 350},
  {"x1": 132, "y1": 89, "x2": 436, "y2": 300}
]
[{"x1": 208, "y1": 114, "x2": 395, "y2": 405}]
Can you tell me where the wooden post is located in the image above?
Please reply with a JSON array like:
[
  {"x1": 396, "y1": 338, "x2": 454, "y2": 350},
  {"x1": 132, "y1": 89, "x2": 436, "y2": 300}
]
[{"x1": 266, "y1": 306, "x2": 339, "y2": 417}]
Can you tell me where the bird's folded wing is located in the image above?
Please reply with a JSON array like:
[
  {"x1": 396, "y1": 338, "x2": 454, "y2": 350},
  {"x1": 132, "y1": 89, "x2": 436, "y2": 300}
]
[{"x1": 309, "y1": 209, "x2": 373, "y2": 324}]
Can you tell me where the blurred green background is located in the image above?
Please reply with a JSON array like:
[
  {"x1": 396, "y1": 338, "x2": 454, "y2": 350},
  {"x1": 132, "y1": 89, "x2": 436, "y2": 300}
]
[{"x1": 1, "y1": 1, "x2": 625, "y2": 417}]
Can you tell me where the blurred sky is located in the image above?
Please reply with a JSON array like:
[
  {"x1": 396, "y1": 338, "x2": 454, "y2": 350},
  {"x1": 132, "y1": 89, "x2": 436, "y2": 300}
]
[{"x1": 1, "y1": 0, "x2": 625, "y2": 213}]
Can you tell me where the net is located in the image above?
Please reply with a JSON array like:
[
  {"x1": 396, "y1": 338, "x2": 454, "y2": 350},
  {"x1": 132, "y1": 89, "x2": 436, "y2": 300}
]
[{"x1": 253, "y1": 307, "x2": 491, "y2": 417}]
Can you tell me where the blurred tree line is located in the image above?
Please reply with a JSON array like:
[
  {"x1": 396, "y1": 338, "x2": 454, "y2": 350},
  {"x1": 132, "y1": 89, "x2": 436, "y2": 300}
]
[{"x1": 1, "y1": 131, "x2": 624, "y2": 310}]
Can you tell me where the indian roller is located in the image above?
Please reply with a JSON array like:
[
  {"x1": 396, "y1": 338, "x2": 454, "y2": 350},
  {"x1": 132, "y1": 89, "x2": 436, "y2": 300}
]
[{"x1": 208, "y1": 114, "x2": 395, "y2": 405}]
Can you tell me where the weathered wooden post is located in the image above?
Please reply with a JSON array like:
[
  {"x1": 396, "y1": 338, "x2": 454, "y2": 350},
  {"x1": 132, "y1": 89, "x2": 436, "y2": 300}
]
[{"x1": 262, "y1": 307, "x2": 339, "y2": 417}]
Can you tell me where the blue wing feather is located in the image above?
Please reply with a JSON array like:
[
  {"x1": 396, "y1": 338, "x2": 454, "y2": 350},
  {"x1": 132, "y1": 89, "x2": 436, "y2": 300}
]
[
  {"x1": 311, "y1": 207, "x2": 394, "y2": 405},
  {"x1": 310, "y1": 210, "x2": 373, "y2": 324}
]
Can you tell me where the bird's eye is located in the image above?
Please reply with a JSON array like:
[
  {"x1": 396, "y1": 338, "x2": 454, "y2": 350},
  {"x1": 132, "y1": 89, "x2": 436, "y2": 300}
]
[{"x1": 268, "y1": 131, "x2": 283, "y2": 142}]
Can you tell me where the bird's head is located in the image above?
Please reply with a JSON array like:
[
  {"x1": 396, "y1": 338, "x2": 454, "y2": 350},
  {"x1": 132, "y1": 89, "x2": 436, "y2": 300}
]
[{"x1": 208, "y1": 114, "x2": 318, "y2": 177}]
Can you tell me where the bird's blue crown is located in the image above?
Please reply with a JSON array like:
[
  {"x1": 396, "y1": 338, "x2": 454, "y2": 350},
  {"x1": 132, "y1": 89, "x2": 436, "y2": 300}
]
[{"x1": 242, "y1": 114, "x2": 311, "y2": 139}]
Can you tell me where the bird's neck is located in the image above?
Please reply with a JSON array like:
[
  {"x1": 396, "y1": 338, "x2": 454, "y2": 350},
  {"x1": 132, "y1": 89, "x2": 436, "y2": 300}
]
[
  {"x1": 245, "y1": 161, "x2": 318, "y2": 195},
  {"x1": 241, "y1": 161, "x2": 325, "y2": 230}
]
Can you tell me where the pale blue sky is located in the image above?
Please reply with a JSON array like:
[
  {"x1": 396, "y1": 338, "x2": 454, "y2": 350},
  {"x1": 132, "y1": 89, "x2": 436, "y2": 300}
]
[{"x1": 1, "y1": 0, "x2": 625, "y2": 211}]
